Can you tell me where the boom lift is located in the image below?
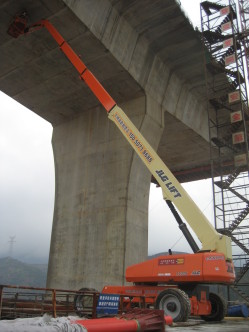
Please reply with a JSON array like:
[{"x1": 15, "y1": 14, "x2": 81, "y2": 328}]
[{"x1": 8, "y1": 13, "x2": 235, "y2": 322}]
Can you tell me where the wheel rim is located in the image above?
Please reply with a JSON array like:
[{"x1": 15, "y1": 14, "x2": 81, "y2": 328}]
[{"x1": 158, "y1": 294, "x2": 181, "y2": 319}]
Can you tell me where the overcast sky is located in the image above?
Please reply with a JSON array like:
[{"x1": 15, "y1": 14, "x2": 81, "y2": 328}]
[{"x1": 0, "y1": 0, "x2": 208, "y2": 264}]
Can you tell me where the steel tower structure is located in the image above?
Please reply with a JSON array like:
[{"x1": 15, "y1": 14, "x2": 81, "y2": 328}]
[{"x1": 201, "y1": 0, "x2": 249, "y2": 304}]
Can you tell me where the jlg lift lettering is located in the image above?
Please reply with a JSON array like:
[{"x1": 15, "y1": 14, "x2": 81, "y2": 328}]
[{"x1": 156, "y1": 169, "x2": 181, "y2": 198}]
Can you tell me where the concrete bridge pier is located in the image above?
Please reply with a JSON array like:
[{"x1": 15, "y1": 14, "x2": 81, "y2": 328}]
[{"x1": 46, "y1": 95, "x2": 164, "y2": 291}]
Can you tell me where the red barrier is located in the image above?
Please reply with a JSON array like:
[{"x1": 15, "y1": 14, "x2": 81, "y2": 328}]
[
  {"x1": 72, "y1": 309, "x2": 169, "y2": 331},
  {"x1": 74, "y1": 318, "x2": 138, "y2": 331}
]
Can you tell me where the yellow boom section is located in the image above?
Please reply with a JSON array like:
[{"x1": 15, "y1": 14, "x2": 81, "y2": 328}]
[{"x1": 109, "y1": 105, "x2": 232, "y2": 260}]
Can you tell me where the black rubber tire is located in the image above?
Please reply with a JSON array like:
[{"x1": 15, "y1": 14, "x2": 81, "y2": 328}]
[
  {"x1": 74, "y1": 287, "x2": 97, "y2": 317},
  {"x1": 201, "y1": 292, "x2": 227, "y2": 322},
  {"x1": 155, "y1": 288, "x2": 191, "y2": 322}
]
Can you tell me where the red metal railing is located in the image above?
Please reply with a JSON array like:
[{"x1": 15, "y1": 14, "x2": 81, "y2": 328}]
[
  {"x1": 0, "y1": 284, "x2": 152, "y2": 320},
  {"x1": 0, "y1": 284, "x2": 85, "y2": 319}
]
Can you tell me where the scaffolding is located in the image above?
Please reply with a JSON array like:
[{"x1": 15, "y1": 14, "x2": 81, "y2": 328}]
[{"x1": 201, "y1": 0, "x2": 249, "y2": 304}]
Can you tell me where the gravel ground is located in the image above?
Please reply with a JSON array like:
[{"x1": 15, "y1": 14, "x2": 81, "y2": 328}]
[{"x1": 168, "y1": 318, "x2": 249, "y2": 331}]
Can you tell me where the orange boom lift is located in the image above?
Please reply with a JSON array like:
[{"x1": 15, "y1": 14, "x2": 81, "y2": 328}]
[{"x1": 8, "y1": 13, "x2": 235, "y2": 322}]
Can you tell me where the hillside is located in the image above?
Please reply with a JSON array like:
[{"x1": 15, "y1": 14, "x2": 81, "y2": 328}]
[
  {"x1": 148, "y1": 251, "x2": 187, "y2": 259},
  {"x1": 0, "y1": 257, "x2": 47, "y2": 287}
]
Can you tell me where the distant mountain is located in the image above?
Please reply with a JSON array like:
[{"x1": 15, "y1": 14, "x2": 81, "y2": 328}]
[
  {"x1": 0, "y1": 257, "x2": 47, "y2": 288},
  {"x1": 0, "y1": 254, "x2": 188, "y2": 289},
  {"x1": 148, "y1": 251, "x2": 187, "y2": 259}
]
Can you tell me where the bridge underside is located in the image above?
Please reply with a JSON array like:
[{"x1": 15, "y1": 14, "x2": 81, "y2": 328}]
[
  {"x1": 0, "y1": 0, "x2": 211, "y2": 182},
  {"x1": 0, "y1": 0, "x2": 216, "y2": 290}
]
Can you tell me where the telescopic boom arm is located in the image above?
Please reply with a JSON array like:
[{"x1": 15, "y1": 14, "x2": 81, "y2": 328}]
[{"x1": 8, "y1": 16, "x2": 232, "y2": 260}]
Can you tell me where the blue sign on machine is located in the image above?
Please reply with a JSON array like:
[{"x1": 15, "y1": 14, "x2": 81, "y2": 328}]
[{"x1": 96, "y1": 294, "x2": 120, "y2": 315}]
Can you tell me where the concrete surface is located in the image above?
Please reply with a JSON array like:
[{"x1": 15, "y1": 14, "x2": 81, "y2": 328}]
[
  {"x1": 62, "y1": 0, "x2": 212, "y2": 179},
  {"x1": 170, "y1": 318, "x2": 249, "y2": 331},
  {"x1": 0, "y1": 0, "x2": 221, "y2": 290},
  {"x1": 47, "y1": 95, "x2": 163, "y2": 290}
]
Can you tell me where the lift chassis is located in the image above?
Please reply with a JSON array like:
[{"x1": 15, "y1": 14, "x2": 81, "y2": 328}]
[
  {"x1": 8, "y1": 13, "x2": 235, "y2": 322},
  {"x1": 102, "y1": 251, "x2": 234, "y2": 321}
]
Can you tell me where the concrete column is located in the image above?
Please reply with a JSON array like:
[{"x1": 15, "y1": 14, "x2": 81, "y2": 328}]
[{"x1": 47, "y1": 95, "x2": 164, "y2": 291}]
